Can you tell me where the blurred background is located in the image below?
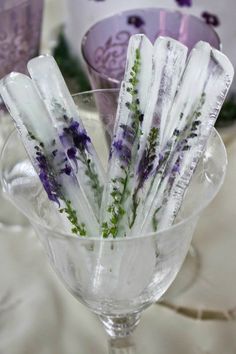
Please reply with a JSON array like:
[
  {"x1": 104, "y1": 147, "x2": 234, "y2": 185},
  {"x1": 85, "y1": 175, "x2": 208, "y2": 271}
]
[{"x1": 0, "y1": 0, "x2": 236, "y2": 353}]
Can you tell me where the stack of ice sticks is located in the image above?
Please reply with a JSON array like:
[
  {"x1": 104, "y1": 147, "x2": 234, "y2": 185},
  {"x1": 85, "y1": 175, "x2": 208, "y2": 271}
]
[{"x1": 0, "y1": 34, "x2": 234, "y2": 238}]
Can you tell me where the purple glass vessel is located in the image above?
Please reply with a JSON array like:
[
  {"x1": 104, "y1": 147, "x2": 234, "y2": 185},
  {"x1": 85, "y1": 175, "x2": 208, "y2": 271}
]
[
  {"x1": 81, "y1": 8, "x2": 221, "y2": 90},
  {"x1": 0, "y1": 0, "x2": 43, "y2": 78}
]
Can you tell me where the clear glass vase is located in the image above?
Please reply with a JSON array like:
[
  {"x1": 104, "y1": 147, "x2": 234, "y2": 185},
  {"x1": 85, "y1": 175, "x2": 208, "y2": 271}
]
[{"x1": 0, "y1": 90, "x2": 227, "y2": 353}]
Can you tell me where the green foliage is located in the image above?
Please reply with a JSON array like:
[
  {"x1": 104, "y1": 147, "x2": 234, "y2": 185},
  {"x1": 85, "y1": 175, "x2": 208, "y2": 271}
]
[
  {"x1": 102, "y1": 49, "x2": 142, "y2": 238},
  {"x1": 60, "y1": 200, "x2": 87, "y2": 236},
  {"x1": 53, "y1": 32, "x2": 91, "y2": 92},
  {"x1": 216, "y1": 95, "x2": 236, "y2": 127},
  {"x1": 79, "y1": 151, "x2": 103, "y2": 208}
]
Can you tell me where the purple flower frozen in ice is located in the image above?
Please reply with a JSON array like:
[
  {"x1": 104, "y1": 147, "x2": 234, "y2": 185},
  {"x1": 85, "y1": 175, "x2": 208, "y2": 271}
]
[
  {"x1": 171, "y1": 160, "x2": 181, "y2": 174},
  {"x1": 127, "y1": 15, "x2": 145, "y2": 28},
  {"x1": 120, "y1": 124, "x2": 136, "y2": 144},
  {"x1": 61, "y1": 163, "x2": 72, "y2": 176},
  {"x1": 68, "y1": 120, "x2": 91, "y2": 151},
  {"x1": 73, "y1": 130, "x2": 90, "y2": 151},
  {"x1": 137, "y1": 127, "x2": 158, "y2": 187},
  {"x1": 175, "y1": 0, "x2": 192, "y2": 7},
  {"x1": 67, "y1": 146, "x2": 78, "y2": 172},
  {"x1": 35, "y1": 148, "x2": 60, "y2": 206},
  {"x1": 113, "y1": 139, "x2": 131, "y2": 165},
  {"x1": 67, "y1": 147, "x2": 77, "y2": 159},
  {"x1": 113, "y1": 139, "x2": 123, "y2": 151},
  {"x1": 137, "y1": 157, "x2": 154, "y2": 187},
  {"x1": 39, "y1": 171, "x2": 60, "y2": 205},
  {"x1": 201, "y1": 12, "x2": 220, "y2": 27},
  {"x1": 62, "y1": 119, "x2": 91, "y2": 153}
]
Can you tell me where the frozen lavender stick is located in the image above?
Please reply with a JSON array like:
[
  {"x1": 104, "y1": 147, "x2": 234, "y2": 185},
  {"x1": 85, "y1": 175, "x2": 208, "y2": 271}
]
[
  {"x1": 27, "y1": 55, "x2": 104, "y2": 220},
  {"x1": 143, "y1": 42, "x2": 234, "y2": 233},
  {"x1": 0, "y1": 73, "x2": 99, "y2": 237},
  {"x1": 100, "y1": 34, "x2": 153, "y2": 238},
  {"x1": 133, "y1": 41, "x2": 217, "y2": 234},
  {"x1": 128, "y1": 37, "x2": 188, "y2": 233}
]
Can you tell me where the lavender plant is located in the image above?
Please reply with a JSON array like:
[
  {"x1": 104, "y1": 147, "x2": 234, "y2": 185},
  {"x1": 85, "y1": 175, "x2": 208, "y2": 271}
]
[
  {"x1": 27, "y1": 55, "x2": 105, "y2": 221},
  {"x1": 100, "y1": 35, "x2": 153, "y2": 238},
  {"x1": 102, "y1": 48, "x2": 142, "y2": 238},
  {"x1": 0, "y1": 73, "x2": 99, "y2": 237},
  {"x1": 29, "y1": 131, "x2": 87, "y2": 236}
]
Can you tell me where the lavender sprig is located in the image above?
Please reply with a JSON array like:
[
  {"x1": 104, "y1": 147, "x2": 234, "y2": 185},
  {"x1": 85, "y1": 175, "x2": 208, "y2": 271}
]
[
  {"x1": 145, "y1": 94, "x2": 205, "y2": 232},
  {"x1": 128, "y1": 38, "x2": 188, "y2": 234},
  {"x1": 102, "y1": 48, "x2": 142, "y2": 238},
  {"x1": 129, "y1": 127, "x2": 158, "y2": 228},
  {"x1": 29, "y1": 131, "x2": 88, "y2": 236},
  {"x1": 143, "y1": 42, "x2": 234, "y2": 233},
  {"x1": 59, "y1": 200, "x2": 86, "y2": 236},
  {"x1": 27, "y1": 55, "x2": 105, "y2": 221},
  {"x1": 60, "y1": 116, "x2": 103, "y2": 207},
  {"x1": 0, "y1": 72, "x2": 100, "y2": 237}
]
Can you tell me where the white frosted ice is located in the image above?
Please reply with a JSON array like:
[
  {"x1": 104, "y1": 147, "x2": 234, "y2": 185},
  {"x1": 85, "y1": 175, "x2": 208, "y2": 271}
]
[
  {"x1": 0, "y1": 73, "x2": 99, "y2": 236},
  {"x1": 27, "y1": 55, "x2": 105, "y2": 219},
  {"x1": 100, "y1": 35, "x2": 153, "y2": 237},
  {"x1": 129, "y1": 37, "x2": 188, "y2": 235},
  {"x1": 142, "y1": 42, "x2": 234, "y2": 232}
]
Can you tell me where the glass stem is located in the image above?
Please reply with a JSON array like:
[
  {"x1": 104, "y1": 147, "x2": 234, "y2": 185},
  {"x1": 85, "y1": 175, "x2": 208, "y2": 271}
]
[
  {"x1": 108, "y1": 335, "x2": 136, "y2": 354},
  {"x1": 99, "y1": 313, "x2": 141, "y2": 354}
]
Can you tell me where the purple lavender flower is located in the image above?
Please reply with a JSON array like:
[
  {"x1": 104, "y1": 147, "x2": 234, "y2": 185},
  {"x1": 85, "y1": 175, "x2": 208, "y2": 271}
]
[
  {"x1": 67, "y1": 146, "x2": 78, "y2": 172},
  {"x1": 127, "y1": 15, "x2": 145, "y2": 28},
  {"x1": 62, "y1": 119, "x2": 91, "y2": 153},
  {"x1": 35, "y1": 149, "x2": 60, "y2": 206},
  {"x1": 171, "y1": 160, "x2": 181, "y2": 174},
  {"x1": 137, "y1": 157, "x2": 154, "y2": 187},
  {"x1": 39, "y1": 171, "x2": 60, "y2": 205},
  {"x1": 113, "y1": 139, "x2": 131, "y2": 165},
  {"x1": 61, "y1": 163, "x2": 72, "y2": 176},
  {"x1": 67, "y1": 147, "x2": 77, "y2": 159},
  {"x1": 137, "y1": 127, "x2": 158, "y2": 187},
  {"x1": 113, "y1": 139, "x2": 123, "y2": 151},
  {"x1": 120, "y1": 124, "x2": 135, "y2": 144},
  {"x1": 175, "y1": 0, "x2": 192, "y2": 6},
  {"x1": 73, "y1": 130, "x2": 91, "y2": 151},
  {"x1": 201, "y1": 12, "x2": 220, "y2": 27}
]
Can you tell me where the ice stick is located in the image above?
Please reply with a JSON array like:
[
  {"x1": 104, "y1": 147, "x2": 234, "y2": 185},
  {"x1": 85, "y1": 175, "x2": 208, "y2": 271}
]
[
  {"x1": 27, "y1": 55, "x2": 104, "y2": 220},
  {"x1": 142, "y1": 43, "x2": 234, "y2": 233},
  {"x1": 0, "y1": 73, "x2": 99, "y2": 236},
  {"x1": 130, "y1": 41, "x2": 213, "y2": 235},
  {"x1": 128, "y1": 37, "x2": 188, "y2": 232},
  {"x1": 100, "y1": 34, "x2": 153, "y2": 237}
]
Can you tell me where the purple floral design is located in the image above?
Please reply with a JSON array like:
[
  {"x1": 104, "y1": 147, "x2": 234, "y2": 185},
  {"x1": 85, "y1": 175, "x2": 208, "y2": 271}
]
[
  {"x1": 137, "y1": 127, "x2": 158, "y2": 188},
  {"x1": 127, "y1": 15, "x2": 145, "y2": 28},
  {"x1": 175, "y1": 0, "x2": 192, "y2": 7},
  {"x1": 113, "y1": 138, "x2": 132, "y2": 166},
  {"x1": 201, "y1": 12, "x2": 220, "y2": 27},
  {"x1": 36, "y1": 151, "x2": 61, "y2": 206},
  {"x1": 60, "y1": 116, "x2": 103, "y2": 206},
  {"x1": 31, "y1": 135, "x2": 61, "y2": 206},
  {"x1": 61, "y1": 119, "x2": 91, "y2": 153},
  {"x1": 30, "y1": 131, "x2": 87, "y2": 236}
]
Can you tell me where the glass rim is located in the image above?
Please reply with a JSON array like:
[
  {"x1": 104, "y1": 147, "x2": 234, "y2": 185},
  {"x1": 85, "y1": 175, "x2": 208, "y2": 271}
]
[
  {"x1": 81, "y1": 7, "x2": 222, "y2": 85},
  {"x1": 0, "y1": 89, "x2": 227, "y2": 242}
]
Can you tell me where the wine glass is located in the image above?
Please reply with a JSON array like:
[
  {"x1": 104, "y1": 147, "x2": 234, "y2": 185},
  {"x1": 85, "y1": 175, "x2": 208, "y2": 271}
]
[{"x1": 0, "y1": 90, "x2": 227, "y2": 353}]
